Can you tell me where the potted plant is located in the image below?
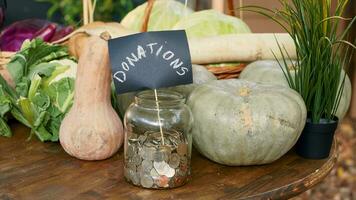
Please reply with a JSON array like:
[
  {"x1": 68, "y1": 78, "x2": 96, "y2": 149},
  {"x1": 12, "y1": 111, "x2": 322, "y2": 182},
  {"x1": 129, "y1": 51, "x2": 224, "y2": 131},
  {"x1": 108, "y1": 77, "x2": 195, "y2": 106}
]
[{"x1": 245, "y1": 0, "x2": 355, "y2": 159}]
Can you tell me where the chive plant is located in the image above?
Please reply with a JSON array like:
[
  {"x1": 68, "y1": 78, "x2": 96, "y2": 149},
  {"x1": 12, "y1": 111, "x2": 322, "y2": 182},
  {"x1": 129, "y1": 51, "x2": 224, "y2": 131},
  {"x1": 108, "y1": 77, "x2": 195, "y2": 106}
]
[{"x1": 243, "y1": 0, "x2": 355, "y2": 123}]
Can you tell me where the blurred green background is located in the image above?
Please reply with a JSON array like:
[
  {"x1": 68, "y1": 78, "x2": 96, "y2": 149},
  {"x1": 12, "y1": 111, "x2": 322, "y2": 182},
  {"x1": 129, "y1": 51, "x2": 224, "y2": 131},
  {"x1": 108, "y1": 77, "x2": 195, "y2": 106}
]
[
  {"x1": 4, "y1": 0, "x2": 196, "y2": 27},
  {"x1": 4, "y1": 0, "x2": 145, "y2": 26}
]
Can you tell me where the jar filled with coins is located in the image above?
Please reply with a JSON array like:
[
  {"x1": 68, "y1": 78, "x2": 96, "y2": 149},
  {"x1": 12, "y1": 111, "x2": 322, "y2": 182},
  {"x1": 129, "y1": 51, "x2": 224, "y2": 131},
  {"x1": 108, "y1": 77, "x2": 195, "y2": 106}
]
[{"x1": 124, "y1": 90, "x2": 193, "y2": 189}]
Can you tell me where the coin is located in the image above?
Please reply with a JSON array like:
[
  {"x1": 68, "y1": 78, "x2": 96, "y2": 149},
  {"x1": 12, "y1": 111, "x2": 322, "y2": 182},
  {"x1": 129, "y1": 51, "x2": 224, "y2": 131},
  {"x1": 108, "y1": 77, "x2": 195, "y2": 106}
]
[
  {"x1": 155, "y1": 175, "x2": 169, "y2": 188},
  {"x1": 168, "y1": 153, "x2": 180, "y2": 168},
  {"x1": 150, "y1": 168, "x2": 159, "y2": 178},
  {"x1": 173, "y1": 176, "x2": 186, "y2": 186},
  {"x1": 153, "y1": 151, "x2": 169, "y2": 162},
  {"x1": 131, "y1": 172, "x2": 140, "y2": 185},
  {"x1": 140, "y1": 175, "x2": 154, "y2": 188},
  {"x1": 142, "y1": 145, "x2": 156, "y2": 161},
  {"x1": 138, "y1": 135, "x2": 147, "y2": 144},
  {"x1": 127, "y1": 145, "x2": 136, "y2": 158},
  {"x1": 132, "y1": 154, "x2": 142, "y2": 166},
  {"x1": 142, "y1": 159, "x2": 153, "y2": 171},
  {"x1": 177, "y1": 143, "x2": 187, "y2": 156},
  {"x1": 180, "y1": 155, "x2": 188, "y2": 165},
  {"x1": 126, "y1": 160, "x2": 136, "y2": 171},
  {"x1": 153, "y1": 161, "x2": 175, "y2": 178},
  {"x1": 125, "y1": 130, "x2": 191, "y2": 189}
]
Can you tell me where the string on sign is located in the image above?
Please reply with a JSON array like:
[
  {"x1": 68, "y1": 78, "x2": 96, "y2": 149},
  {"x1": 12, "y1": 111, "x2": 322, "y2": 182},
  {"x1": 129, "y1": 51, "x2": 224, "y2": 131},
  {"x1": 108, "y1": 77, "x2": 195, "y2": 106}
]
[{"x1": 154, "y1": 89, "x2": 165, "y2": 145}]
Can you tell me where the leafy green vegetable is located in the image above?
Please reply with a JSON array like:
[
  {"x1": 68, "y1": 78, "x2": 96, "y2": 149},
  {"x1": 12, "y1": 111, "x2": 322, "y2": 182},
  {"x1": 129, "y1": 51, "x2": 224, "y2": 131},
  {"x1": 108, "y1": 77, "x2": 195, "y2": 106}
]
[
  {"x1": 121, "y1": 0, "x2": 193, "y2": 32},
  {"x1": 0, "y1": 39, "x2": 76, "y2": 141},
  {"x1": 173, "y1": 9, "x2": 251, "y2": 38}
]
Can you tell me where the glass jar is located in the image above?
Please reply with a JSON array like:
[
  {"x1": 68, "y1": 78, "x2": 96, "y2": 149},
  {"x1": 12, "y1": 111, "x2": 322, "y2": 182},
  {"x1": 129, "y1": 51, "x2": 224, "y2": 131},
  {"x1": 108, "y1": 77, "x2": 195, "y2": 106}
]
[{"x1": 124, "y1": 90, "x2": 193, "y2": 189}]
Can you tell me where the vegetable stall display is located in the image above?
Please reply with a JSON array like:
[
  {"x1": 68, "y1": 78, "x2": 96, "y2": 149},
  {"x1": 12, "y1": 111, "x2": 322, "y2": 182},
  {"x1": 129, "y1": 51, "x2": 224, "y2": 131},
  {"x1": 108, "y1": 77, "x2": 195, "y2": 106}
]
[
  {"x1": 187, "y1": 79, "x2": 307, "y2": 166},
  {"x1": 0, "y1": 0, "x2": 349, "y2": 196},
  {"x1": 240, "y1": 60, "x2": 352, "y2": 120},
  {"x1": 59, "y1": 36, "x2": 123, "y2": 161}
]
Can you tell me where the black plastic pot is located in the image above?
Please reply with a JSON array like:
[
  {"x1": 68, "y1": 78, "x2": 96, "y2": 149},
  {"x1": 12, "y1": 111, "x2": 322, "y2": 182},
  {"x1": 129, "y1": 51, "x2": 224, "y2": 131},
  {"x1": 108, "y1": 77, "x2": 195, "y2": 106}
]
[{"x1": 296, "y1": 118, "x2": 338, "y2": 159}]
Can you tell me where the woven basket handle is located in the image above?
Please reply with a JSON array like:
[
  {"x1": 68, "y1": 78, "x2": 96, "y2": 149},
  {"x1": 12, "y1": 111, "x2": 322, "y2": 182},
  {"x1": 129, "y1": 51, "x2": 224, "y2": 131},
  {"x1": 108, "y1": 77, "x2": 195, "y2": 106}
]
[
  {"x1": 141, "y1": 0, "x2": 155, "y2": 32},
  {"x1": 227, "y1": 0, "x2": 235, "y2": 16}
]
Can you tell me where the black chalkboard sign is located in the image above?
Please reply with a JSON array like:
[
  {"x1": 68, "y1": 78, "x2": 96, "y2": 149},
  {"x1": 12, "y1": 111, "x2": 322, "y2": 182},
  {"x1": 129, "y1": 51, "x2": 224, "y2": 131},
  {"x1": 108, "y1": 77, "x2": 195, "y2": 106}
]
[{"x1": 108, "y1": 30, "x2": 193, "y2": 94}]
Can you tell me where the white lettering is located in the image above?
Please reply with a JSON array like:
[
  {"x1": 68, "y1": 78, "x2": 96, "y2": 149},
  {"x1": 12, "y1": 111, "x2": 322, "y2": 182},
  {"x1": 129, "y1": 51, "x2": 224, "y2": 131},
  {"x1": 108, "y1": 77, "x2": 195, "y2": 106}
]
[
  {"x1": 170, "y1": 58, "x2": 183, "y2": 69},
  {"x1": 137, "y1": 45, "x2": 146, "y2": 59},
  {"x1": 163, "y1": 51, "x2": 174, "y2": 60},
  {"x1": 126, "y1": 53, "x2": 139, "y2": 66},
  {"x1": 113, "y1": 71, "x2": 126, "y2": 83},
  {"x1": 156, "y1": 45, "x2": 163, "y2": 56},
  {"x1": 176, "y1": 67, "x2": 188, "y2": 76},
  {"x1": 146, "y1": 43, "x2": 157, "y2": 54},
  {"x1": 121, "y1": 62, "x2": 129, "y2": 71}
]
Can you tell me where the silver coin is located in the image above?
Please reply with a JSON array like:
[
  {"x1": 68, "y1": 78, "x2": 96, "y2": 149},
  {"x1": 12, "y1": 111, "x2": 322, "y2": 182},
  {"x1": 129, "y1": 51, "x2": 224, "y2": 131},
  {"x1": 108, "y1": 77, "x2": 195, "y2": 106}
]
[
  {"x1": 142, "y1": 146, "x2": 156, "y2": 161},
  {"x1": 168, "y1": 153, "x2": 180, "y2": 168},
  {"x1": 126, "y1": 160, "x2": 136, "y2": 171},
  {"x1": 153, "y1": 161, "x2": 175, "y2": 178},
  {"x1": 140, "y1": 175, "x2": 154, "y2": 188},
  {"x1": 176, "y1": 169, "x2": 187, "y2": 176},
  {"x1": 153, "y1": 151, "x2": 167, "y2": 162},
  {"x1": 150, "y1": 168, "x2": 159, "y2": 178},
  {"x1": 132, "y1": 154, "x2": 142, "y2": 166},
  {"x1": 131, "y1": 172, "x2": 140, "y2": 185},
  {"x1": 138, "y1": 135, "x2": 147, "y2": 144},
  {"x1": 127, "y1": 169, "x2": 137, "y2": 184},
  {"x1": 136, "y1": 165, "x2": 142, "y2": 173},
  {"x1": 142, "y1": 159, "x2": 153, "y2": 171},
  {"x1": 180, "y1": 156, "x2": 188, "y2": 164},
  {"x1": 138, "y1": 147, "x2": 145, "y2": 158}
]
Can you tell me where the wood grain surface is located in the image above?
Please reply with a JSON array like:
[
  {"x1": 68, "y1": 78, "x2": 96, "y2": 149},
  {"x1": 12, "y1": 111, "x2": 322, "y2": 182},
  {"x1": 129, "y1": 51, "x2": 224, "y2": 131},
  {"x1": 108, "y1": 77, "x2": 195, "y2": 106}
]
[{"x1": 0, "y1": 123, "x2": 337, "y2": 200}]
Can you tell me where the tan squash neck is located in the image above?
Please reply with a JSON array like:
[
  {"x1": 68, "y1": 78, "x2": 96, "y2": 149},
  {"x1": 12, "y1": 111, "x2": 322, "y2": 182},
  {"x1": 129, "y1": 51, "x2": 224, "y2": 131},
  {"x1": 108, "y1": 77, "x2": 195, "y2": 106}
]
[{"x1": 74, "y1": 37, "x2": 112, "y2": 107}]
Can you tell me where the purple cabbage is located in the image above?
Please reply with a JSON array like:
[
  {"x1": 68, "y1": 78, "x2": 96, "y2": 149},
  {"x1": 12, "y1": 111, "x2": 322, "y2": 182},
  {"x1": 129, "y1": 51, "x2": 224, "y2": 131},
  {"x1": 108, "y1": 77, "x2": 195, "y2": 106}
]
[{"x1": 0, "y1": 19, "x2": 73, "y2": 52}]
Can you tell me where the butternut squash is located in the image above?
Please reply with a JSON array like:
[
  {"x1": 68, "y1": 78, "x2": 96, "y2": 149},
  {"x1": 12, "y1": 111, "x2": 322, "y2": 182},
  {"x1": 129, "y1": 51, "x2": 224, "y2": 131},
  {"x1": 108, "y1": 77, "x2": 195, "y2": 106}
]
[{"x1": 59, "y1": 36, "x2": 124, "y2": 160}]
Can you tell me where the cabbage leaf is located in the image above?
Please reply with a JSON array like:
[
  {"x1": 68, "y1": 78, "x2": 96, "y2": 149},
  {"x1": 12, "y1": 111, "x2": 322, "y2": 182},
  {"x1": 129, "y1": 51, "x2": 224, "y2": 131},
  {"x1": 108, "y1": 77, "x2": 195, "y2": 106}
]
[
  {"x1": 121, "y1": 0, "x2": 193, "y2": 32},
  {"x1": 173, "y1": 9, "x2": 251, "y2": 38}
]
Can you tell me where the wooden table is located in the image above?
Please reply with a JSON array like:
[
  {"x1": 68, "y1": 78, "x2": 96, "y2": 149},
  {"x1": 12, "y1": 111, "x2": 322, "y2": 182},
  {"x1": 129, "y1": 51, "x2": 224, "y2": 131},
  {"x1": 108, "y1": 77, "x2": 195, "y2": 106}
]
[{"x1": 0, "y1": 123, "x2": 337, "y2": 200}]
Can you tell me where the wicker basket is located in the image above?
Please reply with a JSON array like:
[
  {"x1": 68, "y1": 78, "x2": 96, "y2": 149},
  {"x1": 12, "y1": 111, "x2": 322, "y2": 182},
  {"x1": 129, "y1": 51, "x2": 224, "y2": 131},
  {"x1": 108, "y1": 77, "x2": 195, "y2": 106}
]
[
  {"x1": 206, "y1": 0, "x2": 247, "y2": 79},
  {"x1": 0, "y1": 51, "x2": 14, "y2": 69}
]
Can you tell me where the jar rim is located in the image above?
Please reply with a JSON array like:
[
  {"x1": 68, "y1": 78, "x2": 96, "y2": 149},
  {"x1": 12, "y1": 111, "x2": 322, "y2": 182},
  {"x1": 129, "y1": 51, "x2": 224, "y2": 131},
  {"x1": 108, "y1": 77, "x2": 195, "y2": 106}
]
[{"x1": 135, "y1": 90, "x2": 185, "y2": 106}]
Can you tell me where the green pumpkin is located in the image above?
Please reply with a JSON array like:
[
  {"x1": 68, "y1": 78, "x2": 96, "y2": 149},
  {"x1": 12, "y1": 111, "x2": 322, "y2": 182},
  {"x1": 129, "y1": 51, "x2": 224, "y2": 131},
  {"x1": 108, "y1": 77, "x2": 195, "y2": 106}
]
[
  {"x1": 187, "y1": 79, "x2": 307, "y2": 166},
  {"x1": 117, "y1": 65, "x2": 217, "y2": 117},
  {"x1": 240, "y1": 60, "x2": 352, "y2": 119}
]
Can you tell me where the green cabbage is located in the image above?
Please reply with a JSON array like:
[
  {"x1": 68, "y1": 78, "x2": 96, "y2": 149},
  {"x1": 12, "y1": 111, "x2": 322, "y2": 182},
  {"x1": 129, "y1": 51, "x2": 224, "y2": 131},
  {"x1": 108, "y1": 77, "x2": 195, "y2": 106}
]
[
  {"x1": 121, "y1": 0, "x2": 193, "y2": 32},
  {"x1": 173, "y1": 9, "x2": 251, "y2": 38}
]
